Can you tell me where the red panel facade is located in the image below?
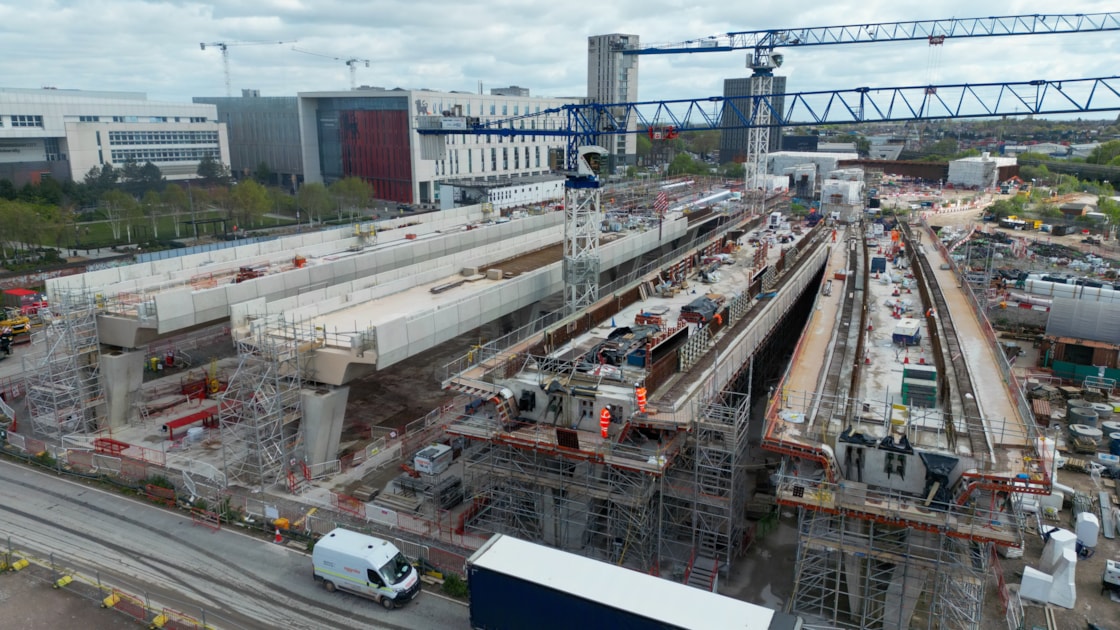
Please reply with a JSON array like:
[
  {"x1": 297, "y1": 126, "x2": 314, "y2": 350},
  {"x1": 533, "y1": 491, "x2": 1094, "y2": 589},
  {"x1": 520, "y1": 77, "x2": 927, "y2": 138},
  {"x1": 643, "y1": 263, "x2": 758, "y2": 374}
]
[{"x1": 340, "y1": 110, "x2": 413, "y2": 203}]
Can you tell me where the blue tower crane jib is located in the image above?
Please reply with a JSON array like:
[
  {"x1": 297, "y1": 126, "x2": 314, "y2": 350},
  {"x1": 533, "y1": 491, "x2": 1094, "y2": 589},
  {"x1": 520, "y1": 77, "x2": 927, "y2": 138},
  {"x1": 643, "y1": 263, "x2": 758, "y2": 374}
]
[
  {"x1": 624, "y1": 12, "x2": 1120, "y2": 55},
  {"x1": 415, "y1": 76, "x2": 1120, "y2": 142}
]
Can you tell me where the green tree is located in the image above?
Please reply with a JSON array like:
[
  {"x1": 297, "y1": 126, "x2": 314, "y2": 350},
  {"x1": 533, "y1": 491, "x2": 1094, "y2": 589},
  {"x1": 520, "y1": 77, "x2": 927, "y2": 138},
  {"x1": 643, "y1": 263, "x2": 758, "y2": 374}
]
[
  {"x1": 1018, "y1": 163, "x2": 1051, "y2": 184},
  {"x1": 329, "y1": 177, "x2": 372, "y2": 221},
  {"x1": 636, "y1": 133, "x2": 652, "y2": 162},
  {"x1": 101, "y1": 190, "x2": 137, "y2": 241},
  {"x1": 667, "y1": 153, "x2": 697, "y2": 176},
  {"x1": 855, "y1": 137, "x2": 871, "y2": 157},
  {"x1": 139, "y1": 162, "x2": 164, "y2": 187},
  {"x1": 268, "y1": 186, "x2": 295, "y2": 221},
  {"x1": 142, "y1": 190, "x2": 163, "y2": 239},
  {"x1": 229, "y1": 180, "x2": 270, "y2": 228},
  {"x1": 682, "y1": 130, "x2": 719, "y2": 160},
  {"x1": 1099, "y1": 195, "x2": 1120, "y2": 232},
  {"x1": 253, "y1": 162, "x2": 273, "y2": 185},
  {"x1": 922, "y1": 138, "x2": 959, "y2": 160},
  {"x1": 296, "y1": 182, "x2": 332, "y2": 225},
  {"x1": 196, "y1": 155, "x2": 232, "y2": 187},
  {"x1": 719, "y1": 162, "x2": 745, "y2": 178},
  {"x1": 120, "y1": 157, "x2": 143, "y2": 184},
  {"x1": 0, "y1": 199, "x2": 48, "y2": 257},
  {"x1": 1086, "y1": 140, "x2": 1120, "y2": 166},
  {"x1": 986, "y1": 199, "x2": 1023, "y2": 221},
  {"x1": 162, "y1": 184, "x2": 190, "y2": 238}
]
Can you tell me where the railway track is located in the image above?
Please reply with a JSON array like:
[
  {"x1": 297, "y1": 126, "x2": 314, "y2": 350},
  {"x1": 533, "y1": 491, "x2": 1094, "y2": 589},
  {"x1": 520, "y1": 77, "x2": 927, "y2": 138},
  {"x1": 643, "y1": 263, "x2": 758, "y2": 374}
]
[
  {"x1": 901, "y1": 224, "x2": 990, "y2": 458},
  {"x1": 812, "y1": 232, "x2": 865, "y2": 427}
]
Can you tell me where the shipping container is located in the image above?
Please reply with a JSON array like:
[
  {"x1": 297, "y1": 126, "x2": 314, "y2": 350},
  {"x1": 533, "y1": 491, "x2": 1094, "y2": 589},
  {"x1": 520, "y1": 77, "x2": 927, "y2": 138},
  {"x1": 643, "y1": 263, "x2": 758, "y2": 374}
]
[{"x1": 466, "y1": 534, "x2": 802, "y2": 630}]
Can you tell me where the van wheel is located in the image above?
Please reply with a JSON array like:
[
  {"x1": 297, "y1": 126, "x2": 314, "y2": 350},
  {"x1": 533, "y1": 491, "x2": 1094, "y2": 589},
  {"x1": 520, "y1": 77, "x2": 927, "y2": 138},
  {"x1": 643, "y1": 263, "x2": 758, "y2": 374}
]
[
  {"x1": 380, "y1": 595, "x2": 395, "y2": 610},
  {"x1": 323, "y1": 581, "x2": 336, "y2": 593}
]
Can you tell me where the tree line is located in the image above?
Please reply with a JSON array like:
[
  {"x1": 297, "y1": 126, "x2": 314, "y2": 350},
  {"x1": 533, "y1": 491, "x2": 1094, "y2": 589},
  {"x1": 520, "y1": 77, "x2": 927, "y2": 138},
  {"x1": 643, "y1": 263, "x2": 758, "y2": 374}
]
[{"x1": 0, "y1": 157, "x2": 376, "y2": 262}]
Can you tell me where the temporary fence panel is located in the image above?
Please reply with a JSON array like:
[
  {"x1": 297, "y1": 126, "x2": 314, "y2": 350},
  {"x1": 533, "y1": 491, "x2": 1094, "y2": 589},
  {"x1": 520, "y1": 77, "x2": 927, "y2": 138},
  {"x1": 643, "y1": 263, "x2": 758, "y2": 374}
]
[
  {"x1": 157, "y1": 606, "x2": 205, "y2": 630},
  {"x1": 106, "y1": 588, "x2": 149, "y2": 623}
]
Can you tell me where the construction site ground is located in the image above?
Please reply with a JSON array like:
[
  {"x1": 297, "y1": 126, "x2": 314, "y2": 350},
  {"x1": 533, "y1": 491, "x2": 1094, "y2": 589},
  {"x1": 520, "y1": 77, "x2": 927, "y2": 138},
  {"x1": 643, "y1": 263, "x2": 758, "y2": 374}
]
[
  {"x1": 0, "y1": 568, "x2": 139, "y2": 629},
  {"x1": 917, "y1": 206, "x2": 1120, "y2": 629},
  {"x1": 999, "y1": 467, "x2": 1120, "y2": 630},
  {"x1": 338, "y1": 242, "x2": 568, "y2": 446},
  {"x1": 9, "y1": 190, "x2": 1117, "y2": 627}
]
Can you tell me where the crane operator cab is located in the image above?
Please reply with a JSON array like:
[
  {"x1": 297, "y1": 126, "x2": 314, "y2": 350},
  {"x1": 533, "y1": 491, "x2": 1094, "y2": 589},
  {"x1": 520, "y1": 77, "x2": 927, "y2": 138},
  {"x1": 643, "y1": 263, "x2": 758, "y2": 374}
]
[{"x1": 576, "y1": 145, "x2": 608, "y2": 180}]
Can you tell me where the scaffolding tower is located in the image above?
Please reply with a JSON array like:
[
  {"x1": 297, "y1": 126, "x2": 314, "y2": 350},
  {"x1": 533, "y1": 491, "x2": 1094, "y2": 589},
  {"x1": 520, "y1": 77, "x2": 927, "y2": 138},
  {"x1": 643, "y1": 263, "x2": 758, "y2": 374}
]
[
  {"x1": 462, "y1": 438, "x2": 664, "y2": 572},
  {"x1": 791, "y1": 509, "x2": 989, "y2": 630},
  {"x1": 22, "y1": 292, "x2": 105, "y2": 439},
  {"x1": 219, "y1": 315, "x2": 317, "y2": 489},
  {"x1": 451, "y1": 361, "x2": 756, "y2": 581},
  {"x1": 662, "y1": 389, "x2": 753, "y2": 577},
  {"x1": 766, "y1": 386, "x2": 1042, "y2": 630}
]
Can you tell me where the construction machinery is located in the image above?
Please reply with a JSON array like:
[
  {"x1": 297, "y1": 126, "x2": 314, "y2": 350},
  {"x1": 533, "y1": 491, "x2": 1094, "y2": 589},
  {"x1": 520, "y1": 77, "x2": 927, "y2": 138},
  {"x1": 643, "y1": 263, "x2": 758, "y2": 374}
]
[
  {"x1": 0, "y1": 308, "x2": 30, "y2": 341},
  {"x1": 199, "y1": 40, "x2": 296, "y2": 97},
  {"x1": 419, "y1": 75, "x2": 1119, "y2": 318},
  {"x1": 291, "y1": 47, "x2": 371, "y2": 90},
  {"x1": 624, "y1": 11, "x2": 1120, "y2": 198}
]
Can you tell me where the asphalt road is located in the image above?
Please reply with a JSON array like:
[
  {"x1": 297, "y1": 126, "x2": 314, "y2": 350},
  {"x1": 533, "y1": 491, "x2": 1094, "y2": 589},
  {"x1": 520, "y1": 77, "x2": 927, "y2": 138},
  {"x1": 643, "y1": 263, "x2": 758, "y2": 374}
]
[{"x1": 0, "y1": 460, "x2": 469, "y2": 630}]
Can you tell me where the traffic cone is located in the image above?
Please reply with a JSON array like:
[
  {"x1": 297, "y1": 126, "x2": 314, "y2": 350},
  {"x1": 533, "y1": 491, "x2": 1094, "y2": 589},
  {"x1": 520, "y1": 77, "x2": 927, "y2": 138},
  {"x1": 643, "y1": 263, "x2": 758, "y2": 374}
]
[
  {"x1": 903, "y1": 354, "x2": 909, "y2": 364},
  {"x1": 864, "y1": 354, "x2": 871, "y2": 365},
  {"x1": 610, "y1": 317, "x2": 616, "y2": 327},
  {"x1": 274, "y1": 528, "x2": 283, "y2": 544},
  {"x1": 919, "y1": 356, "x2": 926, "y2": 365}
]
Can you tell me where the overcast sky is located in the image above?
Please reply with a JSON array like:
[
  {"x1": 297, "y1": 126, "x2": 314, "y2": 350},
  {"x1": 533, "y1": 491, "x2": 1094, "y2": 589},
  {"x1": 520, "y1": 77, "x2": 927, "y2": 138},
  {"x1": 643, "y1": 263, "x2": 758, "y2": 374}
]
[{"x1": 2, "y1": 0, "x2": 1117, "y2": 118}]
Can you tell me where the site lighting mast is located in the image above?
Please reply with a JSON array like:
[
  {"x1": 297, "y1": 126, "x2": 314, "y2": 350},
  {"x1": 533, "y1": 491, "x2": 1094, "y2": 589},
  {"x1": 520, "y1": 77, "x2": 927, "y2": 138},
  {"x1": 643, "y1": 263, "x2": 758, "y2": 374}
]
[
  {"x1": 200, "y1": 40, "x2": 297, "y2": 97},
  {"x1": 291, "y1": 47, "x2": 372, "y2": 89}
]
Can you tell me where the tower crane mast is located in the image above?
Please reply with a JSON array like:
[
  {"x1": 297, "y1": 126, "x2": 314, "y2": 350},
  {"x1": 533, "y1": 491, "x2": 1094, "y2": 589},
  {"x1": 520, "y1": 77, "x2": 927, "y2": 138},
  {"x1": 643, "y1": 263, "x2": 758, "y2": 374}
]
[
  {"x1": 623, "y1": 11, "x2": 1120, "y2": 199},
  {"x1": 418, "y1": 12, "x2": 1117, "y2": 317},
  {"x1": 291, "y1": 47, "x2": 371, "y2": 89},
  {"x1": 418, "y1": 74, "x2": 1120, "y2": 314},
  {"x1": 199, "y1": 40, "x2": 297, "y2": 97}
]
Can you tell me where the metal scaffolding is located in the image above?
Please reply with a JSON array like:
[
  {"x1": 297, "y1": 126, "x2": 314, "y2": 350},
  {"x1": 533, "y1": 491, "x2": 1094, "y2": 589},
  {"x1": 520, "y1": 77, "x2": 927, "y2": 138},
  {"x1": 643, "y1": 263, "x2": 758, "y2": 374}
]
[
  {"x1": 460, "y1": 429, "x2": 664, "y2": 573},
  {"x1": 662, "y1": 389, "x2": 753, "y2": 575},
  {"x1": 790, "y1": 508, "x2": 988, "y2": 630},
  {"x1": 452, "y1": 379, "x2": 755, "y2": 581},
  {"x1": 219, "y1": 315, "x2": 317, "y2": 489},
  {"x1": 22, "y1": 292, "x2": 105, "y2": 439},
  {"x1": 766, "y1": 388, "x2": 1040, "y2": 630}
]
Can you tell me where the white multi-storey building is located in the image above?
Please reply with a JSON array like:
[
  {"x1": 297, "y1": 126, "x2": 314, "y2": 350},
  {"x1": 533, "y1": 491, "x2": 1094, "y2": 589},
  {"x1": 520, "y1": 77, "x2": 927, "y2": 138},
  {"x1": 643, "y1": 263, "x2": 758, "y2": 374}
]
[
  {"x1": 587, "y1": 34, "x2": 639, "y2": 171},
  {"x1": 0, "y1": 88, "x2": 229, "y2": 184},
  {"x1": 297, "y1": 89, "x2": 580, "y2": 207}
]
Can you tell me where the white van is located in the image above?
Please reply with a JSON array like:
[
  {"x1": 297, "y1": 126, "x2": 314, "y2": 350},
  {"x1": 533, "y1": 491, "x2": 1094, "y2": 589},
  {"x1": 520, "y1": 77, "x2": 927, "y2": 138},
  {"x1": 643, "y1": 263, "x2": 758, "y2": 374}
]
[{"x1": 312, "y1": 528, "x2": 421, "y2": 609}]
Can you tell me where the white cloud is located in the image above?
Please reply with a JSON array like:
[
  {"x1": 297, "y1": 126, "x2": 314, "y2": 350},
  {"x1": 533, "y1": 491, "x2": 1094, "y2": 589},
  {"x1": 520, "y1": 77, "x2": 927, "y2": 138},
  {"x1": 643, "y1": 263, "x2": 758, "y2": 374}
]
[{"x1": 1, "y1": 0, "x2": 1116, "y2": 122}]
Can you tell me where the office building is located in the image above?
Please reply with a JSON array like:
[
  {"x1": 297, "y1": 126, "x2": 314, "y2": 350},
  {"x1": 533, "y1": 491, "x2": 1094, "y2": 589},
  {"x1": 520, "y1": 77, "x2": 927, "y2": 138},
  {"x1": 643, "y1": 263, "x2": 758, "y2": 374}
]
[
  {"x1": 194, "y1": 90, "x2": 302, "y2": 189},
  {"x1": 718, "y1": 77, "x2": 786, "y2": 164},
  {"x1": 298, "y1": 89, "x2": 578, "y2": 206},
  {"x1": 587, "y1": 34, "x2": 639, "y2": 172},
  {"x1": 0, "y1": 87, "x2": 228, "y2": 185}
]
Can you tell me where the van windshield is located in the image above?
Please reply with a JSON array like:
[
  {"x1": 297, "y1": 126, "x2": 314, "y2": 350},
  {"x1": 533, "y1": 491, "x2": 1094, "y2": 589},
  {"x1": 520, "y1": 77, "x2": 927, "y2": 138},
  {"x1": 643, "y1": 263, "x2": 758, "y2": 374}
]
[{"x1": 379, "y1": 552, "x2": 413, "y2": 585}]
